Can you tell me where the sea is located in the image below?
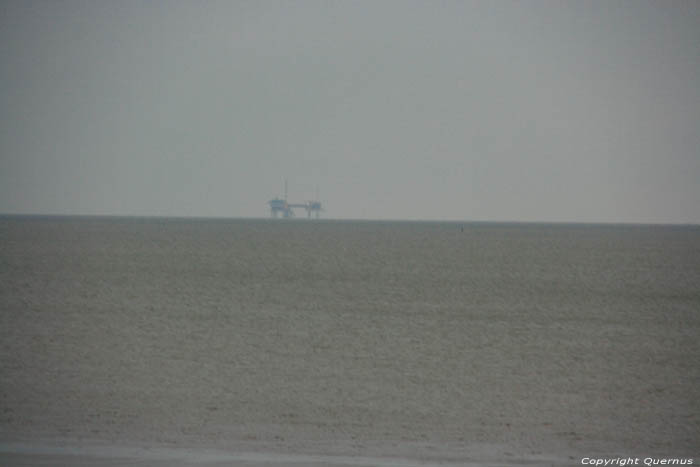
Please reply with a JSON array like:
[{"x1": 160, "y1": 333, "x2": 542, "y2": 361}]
[{"x1": 1, "y1": 216, "x2": 698, "y2": 463}]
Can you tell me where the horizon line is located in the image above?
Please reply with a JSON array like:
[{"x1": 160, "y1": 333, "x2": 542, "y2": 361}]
[{"x1": 1, "y1": 212, "x2": 698, "y2": 228}]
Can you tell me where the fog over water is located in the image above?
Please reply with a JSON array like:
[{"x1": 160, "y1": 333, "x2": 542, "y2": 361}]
[{"x1": 1, "y1": 1, "x2": 699, "y2": 223}]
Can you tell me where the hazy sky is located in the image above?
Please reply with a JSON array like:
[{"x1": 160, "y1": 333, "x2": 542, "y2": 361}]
[{"x1": 1, "y1": 0, "x2": 699, "y2": 223}]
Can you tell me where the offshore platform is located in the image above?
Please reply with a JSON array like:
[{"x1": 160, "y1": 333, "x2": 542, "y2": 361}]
[{"x1": 268, "y1": 180, "x2": 322, "y2": 219}]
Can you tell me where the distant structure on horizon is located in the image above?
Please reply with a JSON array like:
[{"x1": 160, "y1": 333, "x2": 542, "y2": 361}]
[{"x1": 268, "y1": 180, "x2": 322, "y2": 219}]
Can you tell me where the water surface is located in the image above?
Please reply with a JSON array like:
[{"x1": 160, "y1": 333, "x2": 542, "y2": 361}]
[{"x1": 1, "y1": 216, "x2": 698, "y2": 460}]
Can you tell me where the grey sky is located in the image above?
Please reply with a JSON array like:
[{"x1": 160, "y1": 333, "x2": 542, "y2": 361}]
[{"x1": 1, "y1": 0, "x2": 699, "y2": 223}]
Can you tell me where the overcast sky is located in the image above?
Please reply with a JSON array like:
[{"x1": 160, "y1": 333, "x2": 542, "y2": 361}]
[{"x1": 1, "y1": 0, "x2": 698, "y2": 223}]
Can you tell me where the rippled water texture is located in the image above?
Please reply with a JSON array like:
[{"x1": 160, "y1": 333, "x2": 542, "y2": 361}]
[{"x1": 1, "y1": 217, "x2": 699, "y2": 459}]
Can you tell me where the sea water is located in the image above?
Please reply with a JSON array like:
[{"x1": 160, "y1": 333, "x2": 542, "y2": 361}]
[{"x1": 1, "y1": 216, "x2": 698, "y2": 458}]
